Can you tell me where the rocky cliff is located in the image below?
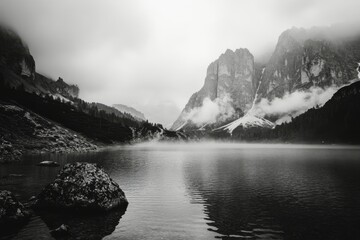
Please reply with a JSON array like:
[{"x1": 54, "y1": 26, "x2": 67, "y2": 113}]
[
  {"x1": 172, "y1": 25, "x2": 360, "y2": 132},
  {"x1": 0, "y1": 25, "x2": 79, "y2": 99},
  {"x1": 257, "y1": 27, "x2": 360, "y2": 100},
  {"x1": 172, "y1": 48, "x2": 255, "y2": 130}
]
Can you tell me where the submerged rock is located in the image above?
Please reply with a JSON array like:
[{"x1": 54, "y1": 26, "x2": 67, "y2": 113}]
[
  {"x1": 34, "y1": 162, "x2": 128, "y2": 211},
  {"x1": 37, "y1": 160, "x2": 60, "y2": 167},
  {"x1": 0, "y1": 190, "x2": 30, "y2": 232},
  {"x1": 50, "y1": 224, "x2": 70, "y2": 238}
]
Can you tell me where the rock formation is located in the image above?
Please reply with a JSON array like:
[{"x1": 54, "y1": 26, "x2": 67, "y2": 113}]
[
  {"x1": 172, "y1": 25, "x2": 360, "y2": 132},
  {"x1": 0, "y1": 190, "x2": 30, "y2": 232},
  {"x1": 0, "y1": 25, "x2": 79, "y2": 99},
  {"x1": 172, "y1": 48, "x2": 255, "y2": 130},
  {"x1": 34, "y1": 162, "x2": 128, "y2": 211},
  {"x1": 257, "y1": 27, "x2": 360, "y2": 100}
]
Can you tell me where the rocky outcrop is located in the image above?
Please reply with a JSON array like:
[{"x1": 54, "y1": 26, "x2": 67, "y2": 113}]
[
  {"x1": 0, "y1": 26, "x2": 35, "y2": 81},
  {"x1": 0, "y1": 103, "x2": 97, "y2": 162},
  {"x1": 0, "y1": 138, "x2": 22, "y2": 162},
  {"x1": 34, "y1": 162, "x2": 128, "y2": 211},
  {"x1": 0, "y1": 25, "x2": 79, "y2": 100},
  {"x1": 0, "y1": 190, "x2": 30, "y2": 231},
  {"x1": 172, "y1": 48, "x2": 255, "y2": 130},
  {"x1": 257, "y1": 27, "x2": 360, "y2": 100}
]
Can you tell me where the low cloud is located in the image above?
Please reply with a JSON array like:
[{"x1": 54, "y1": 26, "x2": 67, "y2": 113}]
[
  {"x1": 183, "y1": 95, "x2": 235, "y2": 126},
  {"x1": 253, "y1": 85, "x2": 342, "y2": 124}
]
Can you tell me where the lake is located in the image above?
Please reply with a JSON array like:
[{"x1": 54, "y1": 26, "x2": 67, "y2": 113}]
[{"x1": 1, "y1": 143, "x2": 360, "y2": 240}]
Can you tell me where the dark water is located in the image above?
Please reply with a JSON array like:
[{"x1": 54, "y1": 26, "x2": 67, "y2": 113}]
[{"x1": 1, "y1": 143, "x2": 360, "y2": 240}]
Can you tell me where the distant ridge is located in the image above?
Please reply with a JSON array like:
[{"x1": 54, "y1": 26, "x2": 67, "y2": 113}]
[{"x1": 113, "y1": 104, "x2": 146, "y2": 121}]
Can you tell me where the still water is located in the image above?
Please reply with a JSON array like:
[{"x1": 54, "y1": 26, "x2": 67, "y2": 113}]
[{"x1": 1, "y1": 143, "x2": 360, "y2": 240}]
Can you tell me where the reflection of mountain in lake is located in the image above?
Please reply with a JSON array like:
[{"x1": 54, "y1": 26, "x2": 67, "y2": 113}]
[
  {"x1": 182, "y1": 147, "x2": 360, "y2": 240},
  {"x1": 37, "y1": 209, "x2": 126, "y2": 240}
]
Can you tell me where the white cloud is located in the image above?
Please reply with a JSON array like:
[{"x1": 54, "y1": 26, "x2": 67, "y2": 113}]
[
  {"x1": 1, "y1": 0, "x2": 360, "y2": 125},
  {"x1": 254, "y1": 85, "x2": 340, "y2": 124},
  {"x1": 183, "y1": 95, "x2": 235, "y2": 126}
]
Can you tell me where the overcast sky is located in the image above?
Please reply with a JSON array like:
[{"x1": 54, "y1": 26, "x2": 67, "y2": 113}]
[{"x1": 1, "y1": 0, "x2": 360, "y2": 126}]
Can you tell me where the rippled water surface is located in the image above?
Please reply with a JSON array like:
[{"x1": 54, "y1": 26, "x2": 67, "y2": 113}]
[{"x1": 1, "y1": 143, "x2": 360, "y2": 239}]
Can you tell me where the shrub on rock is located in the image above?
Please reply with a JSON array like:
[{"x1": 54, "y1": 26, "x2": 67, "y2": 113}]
[{"x1": 34, "y1": 162, "x2": 128, "y2": 212}]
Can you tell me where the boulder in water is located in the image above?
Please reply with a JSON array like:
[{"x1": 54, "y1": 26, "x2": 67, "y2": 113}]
[
  {"x1": 0, "y1": 190, "x2": 30, "y2": 232},
  {"x1": 34, "y1": 162, "x2": 128, "y2": 211},
  {"x1": 50, "y1": 224, "x2": 70, "y2": 238},
  {"x1": 37, "y1": 160, "x2": 60, "y2": 167}
]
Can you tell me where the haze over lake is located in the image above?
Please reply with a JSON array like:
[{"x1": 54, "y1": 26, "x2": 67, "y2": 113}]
[{"x1": 2, "y1": 143, "x2": 360, "y2": 240}]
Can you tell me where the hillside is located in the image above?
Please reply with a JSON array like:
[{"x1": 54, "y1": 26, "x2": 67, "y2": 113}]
[
  {"x1": 220, "y1": 81, "x2": 360, "y2": 143},
  {"x1": 0, "y1": 25, "x2": 187, "y2": 161},
  {"x1": 113, "y1": 104, "x2": 146, "y2": 121}
]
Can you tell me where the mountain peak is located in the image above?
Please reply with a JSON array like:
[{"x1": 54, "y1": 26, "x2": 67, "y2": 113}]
[
  {"x1": 171, "y1": 48, "x2": 256, "y2": 131},
  {"x1": 172, "y1": 24, "x2": 360, "y2": 132}
]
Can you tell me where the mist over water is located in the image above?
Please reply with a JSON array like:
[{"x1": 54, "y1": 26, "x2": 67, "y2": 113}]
[{"x1": 2, "y1": 143, "x2": 360, "y2": 240}]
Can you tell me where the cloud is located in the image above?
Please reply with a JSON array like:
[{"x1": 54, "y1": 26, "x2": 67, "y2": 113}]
[
  {"x1": 183, "y1": 95, "x2": 235, "y2": 126},
  {"x1": 1, "y1": 0, "x2": 360, "y2": 125},
  {"x1": 253, "y1": 85, "x2": 341, "y2": 124},
  {"x1": 133, "y1": 100, "x2": 181, "y2": 128}
]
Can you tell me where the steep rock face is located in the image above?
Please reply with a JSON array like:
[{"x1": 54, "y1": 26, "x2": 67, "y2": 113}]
[
  {"x1": 0, "y1": 26, "x2": 35, "y2": 80},
  {"x1": 0, "y1": 25, "x2": 79, "y2": 99},
  {"x1": 172, "y1": 48, "x2": 255, "y2": 130},
  {"x1": 53, "y1": 77, "x2": 79, "y2": 98},
  {"x1": 173, "y1": 25, "x2": 360, "y2": 133},
  {"x1": 258, "y1": 27, "x2": 360, "y2": 100},
  {"x1": 33, "y1": 75, "x2": 79, "y2": 99}
]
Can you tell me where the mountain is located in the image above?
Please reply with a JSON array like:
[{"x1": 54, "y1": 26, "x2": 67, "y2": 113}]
[
  {"x1": 0, "y1": 25, "x2": 79, "y2": 99},
  {"x1": 172, "y1": 48, "x2": 254, "y2": 130},
  {"x1": 172, "y1": 24, "x2": 360, "y2": 133},
  {"x1": 257, "y1": 26, "x2": 360, "y2": 100},
  {"x1": 229, "y1": 80, "x2": 360, "y2": 143},
  {"x1": 92, "y1": 103, "x2": 140, "y2": 123},
  {"x1": 0, "y1": 25, "x2": 186, "y2": 162},
  {"x1": 112, "y1": 104, "x2": 146, "y2": 121}
]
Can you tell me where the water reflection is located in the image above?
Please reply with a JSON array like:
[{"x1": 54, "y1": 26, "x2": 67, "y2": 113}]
[
  {"x1": 182, "y1": 146, "x2": 360, "y2": 239},
  {"x1": 1, "y1": 144, "x2": 360, "y2": 240},
  {"x1": 37, "y1": 209, "x2": 126, "y2": 240}
]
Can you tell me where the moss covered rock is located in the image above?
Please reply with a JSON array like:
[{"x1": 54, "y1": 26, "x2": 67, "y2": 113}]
[{"x1": 34, "y1": 162, "x2": 128, "y2": 211}]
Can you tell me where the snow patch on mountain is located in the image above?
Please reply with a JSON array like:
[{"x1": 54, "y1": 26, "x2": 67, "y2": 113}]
[
  {"x1": 214, "y1": 81, "x2": 274, "y2": 134},
  {"x1": 215, "y1": 114, "x2": 274, "y2": 134}
]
